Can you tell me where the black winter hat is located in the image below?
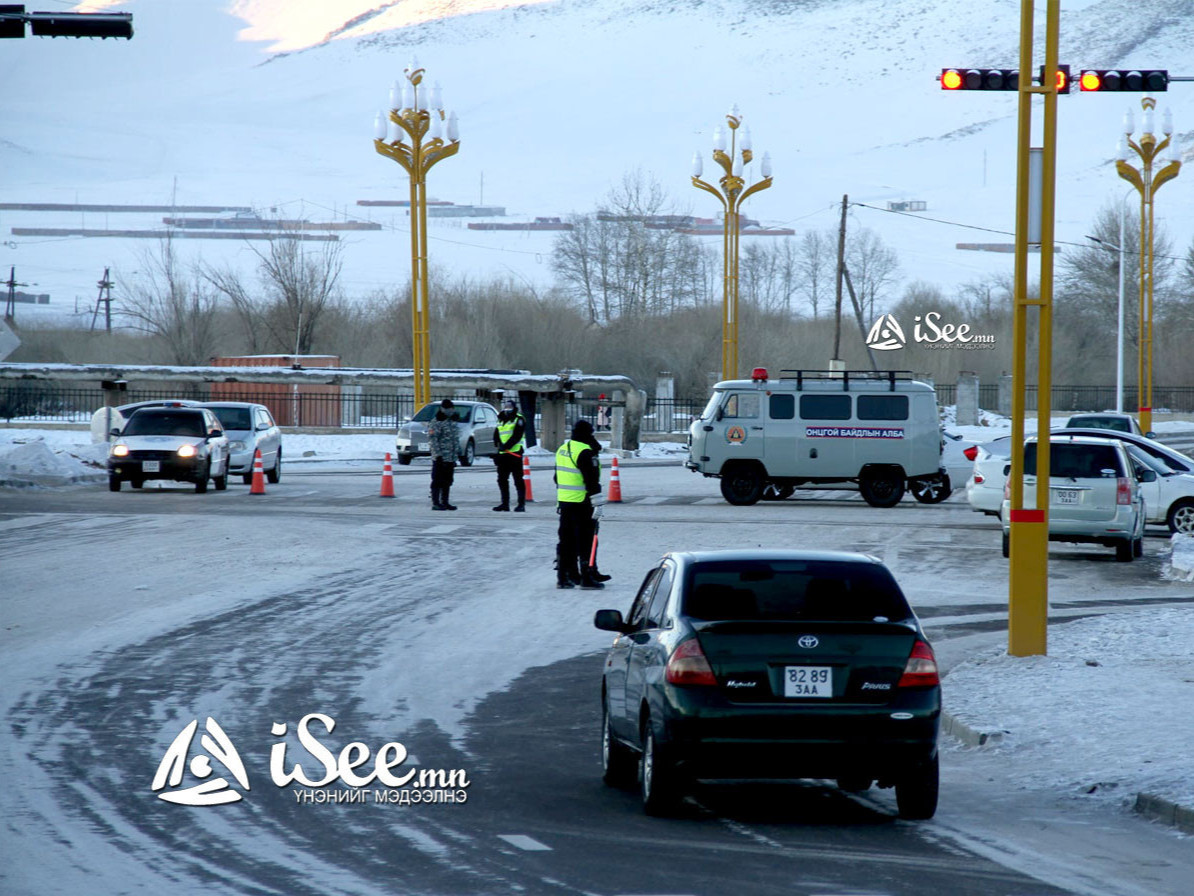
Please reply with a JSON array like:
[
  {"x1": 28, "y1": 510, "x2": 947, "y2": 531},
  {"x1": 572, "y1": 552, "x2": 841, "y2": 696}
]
[
  {"x1": 571, "y1": 419, "x2": 594, "y2": 439},
  {"x1": 440, "y1": 398, "x2": 455, "y2": 409}
]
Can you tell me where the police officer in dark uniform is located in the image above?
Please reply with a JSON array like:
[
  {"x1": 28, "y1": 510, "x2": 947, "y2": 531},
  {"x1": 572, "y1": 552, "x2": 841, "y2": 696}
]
[
  {"x1": 554, "y1": 419, "x2": 604, "y2": 589},
  {"x1": 492, "y1": 399, "x2": 527, "y2": 512}
]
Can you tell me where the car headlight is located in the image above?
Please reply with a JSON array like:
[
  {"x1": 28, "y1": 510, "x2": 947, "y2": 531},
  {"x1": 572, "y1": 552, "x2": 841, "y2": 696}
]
[
  {"x1": 111, "y1": 444, "x2": 129, "y2": 457},
  {"x1": 177, "y1": 444, "x2": 197, "y2": 458},
  {"x1": 229, "y1": 440, "x2": 246, "y2": 451}
]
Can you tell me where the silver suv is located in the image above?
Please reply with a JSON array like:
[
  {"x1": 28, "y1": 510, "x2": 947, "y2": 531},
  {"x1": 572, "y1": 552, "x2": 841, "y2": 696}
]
[
  {"x1": 1000, "y1": 435, "x2": 1150, "y2": 562},
  {"x1": 395, "y1": 400, "x2": 498, "y2": 466}
]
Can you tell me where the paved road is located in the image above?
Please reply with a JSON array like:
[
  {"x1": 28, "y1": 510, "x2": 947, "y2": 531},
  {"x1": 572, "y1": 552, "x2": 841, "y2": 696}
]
[{"x1": 3, "y1": 465, "x2": 1193, "y2": 895}]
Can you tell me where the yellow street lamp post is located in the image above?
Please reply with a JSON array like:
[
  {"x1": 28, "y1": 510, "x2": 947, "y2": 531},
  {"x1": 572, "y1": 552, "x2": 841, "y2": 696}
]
[
  {"x1": 691, "y1": 106, "x2": 773, "y2": 382},
  {"x1": 1116, "y1": 97, "x2": 1180, "y2": 436},
  {"x1": 373, "y1": 59, "x2": 461, "y2": 407}
]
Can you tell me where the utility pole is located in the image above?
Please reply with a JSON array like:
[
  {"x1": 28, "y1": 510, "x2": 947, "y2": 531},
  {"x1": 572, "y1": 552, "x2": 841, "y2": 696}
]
[
  {"x1": 832, "y1": 194, "x2": 848, "y2": 366},
  {"x1": 5, "y1": 266, "x2": 28, "y2": 324},
  {"x1": 90, "y1": 267, "x2": 114, "y2": 332}
]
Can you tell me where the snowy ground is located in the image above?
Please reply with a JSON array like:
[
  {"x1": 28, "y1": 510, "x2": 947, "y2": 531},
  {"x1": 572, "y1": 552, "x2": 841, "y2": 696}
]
[{"x1": 3, "y1": 419, "x2": 1194, "y2": 826}]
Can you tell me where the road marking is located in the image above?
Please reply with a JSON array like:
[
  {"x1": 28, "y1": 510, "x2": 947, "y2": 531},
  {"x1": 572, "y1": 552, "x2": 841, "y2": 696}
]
[
  {"x1": 634, "y1": 496, "x2": 668, "y2": 504},
  {"x1": 497, "y1": 834, "x2": 551, "y2": 851},
  {"x1": 423, "y1": 525, "x2": 463, "y2": 534}
]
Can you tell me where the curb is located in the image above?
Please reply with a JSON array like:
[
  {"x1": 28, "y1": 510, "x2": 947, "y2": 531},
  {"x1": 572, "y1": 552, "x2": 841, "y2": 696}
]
[
  {"x1": 941, "y1": 710, "x2": 1005, "y2": 748},
  {"x1": 1133, "y1": 792, "x2": 1194, "y2": 835}
]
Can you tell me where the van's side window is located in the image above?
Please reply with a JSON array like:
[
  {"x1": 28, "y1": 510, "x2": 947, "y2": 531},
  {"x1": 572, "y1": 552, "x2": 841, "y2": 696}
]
[
  {"x1": 857, "y1": 395, "x2": 909, "y2": 421},
  {"x1": 799, "y1": 394, "x2": 851, "y2": 420},
  {"x1": 723, "y1": 393, "x2": 761, "y2": 418},
  {"x1": 769, "y1": 394, "x2": 795, "y2": 420}
]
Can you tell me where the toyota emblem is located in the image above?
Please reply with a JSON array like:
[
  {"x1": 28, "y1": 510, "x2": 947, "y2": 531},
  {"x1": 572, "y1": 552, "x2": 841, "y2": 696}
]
[{"x1": 798, "y1": 635, "x2": 819, "y2": 649}]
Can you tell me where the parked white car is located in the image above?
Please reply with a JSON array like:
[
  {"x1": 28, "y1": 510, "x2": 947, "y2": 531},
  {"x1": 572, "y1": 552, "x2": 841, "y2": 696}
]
[
  {"x1": 1064, "y1": 412, "x2": 1152, "y2": 438},
  {"x1": 1123, "y1": 444, "x2": 1194, "y2": 534},
  {"x1": 964, "y1": 435, "x2": 1012, "y2": 516},
  {"x1": 1000, "y1": 434, "x2": 1149, "y2": 562}
]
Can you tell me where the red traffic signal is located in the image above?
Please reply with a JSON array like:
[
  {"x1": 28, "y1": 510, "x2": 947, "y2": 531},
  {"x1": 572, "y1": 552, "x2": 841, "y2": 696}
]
[
  {"x1": 1039, "y1": 64, "x2": 1071, "y2": 94},
  {"x1": 1079, "y1": 70, "x2": 1168, "y2": 92},
  {"x1": 941, "y1": 68, "x2": 1019, "y2": 90}
]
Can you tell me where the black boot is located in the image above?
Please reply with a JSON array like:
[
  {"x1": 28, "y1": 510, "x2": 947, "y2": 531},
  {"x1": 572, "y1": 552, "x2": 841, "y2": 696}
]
[
  {"x1": 556, "y1": 573, "x2": 575, "y2": 589},
  {"x1": 442, "y1": 486, "x2": 457, "y2": 511},
  {"x1": 590, "y1": 569, "x2": 612, "y2": 583},
  {"x1": 494, "y1": 480, "x2": 509, "y2": 511},
  {"x1": 431, "y1": 487, "x2": 446, "y2": 510},
  {"x1": 579, "y1": 564, "x2": 605, "y2": 590},
  {"x1": 493, "y1": 503, "x2": 510, "y2": 511}
]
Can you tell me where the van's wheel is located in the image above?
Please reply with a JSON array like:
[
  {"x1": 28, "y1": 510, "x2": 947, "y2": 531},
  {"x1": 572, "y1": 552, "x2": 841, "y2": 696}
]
[
  {"x1": 860, "y1": 471, "x2": 905, "y2": 507},
  {"x1": 895, "y1": 755, "x2": 939, "y2": 820},
  {"x1": 910, "y1": 473, "x2": 951, "y2": 504},
  {"x1": 1167, "y1": 499, "x2": 1194, "y2": 535},
  {"x1": 720, "y1": 465, "x2": 764, "y2": 505},
  {"x1": 761, "y1": 483, "x2": 796, "y2": 501},
  {"x1": 460, "y1": 439, "x2": 476, "y2": 467}
]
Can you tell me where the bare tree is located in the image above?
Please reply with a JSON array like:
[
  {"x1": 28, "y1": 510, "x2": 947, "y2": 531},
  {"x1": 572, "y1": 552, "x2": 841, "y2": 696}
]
[
  {"x1": 796, "y1": 230, "x2": 834, "y2": 319},
  {"x1": 120, "y1": 237, "x2": 220, "y2": 364},
  {"x1": 204, "y1": 232, "x2": 344, "y2": 355},
  {"x1": 846, "y1": 227, "x2": 901, "y2": 318}
]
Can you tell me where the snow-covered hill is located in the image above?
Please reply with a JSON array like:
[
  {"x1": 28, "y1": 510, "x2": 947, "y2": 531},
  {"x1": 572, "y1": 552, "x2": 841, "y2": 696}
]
[{"x1": 3, "y1": 0, "x2": 1193, "y2": 320}]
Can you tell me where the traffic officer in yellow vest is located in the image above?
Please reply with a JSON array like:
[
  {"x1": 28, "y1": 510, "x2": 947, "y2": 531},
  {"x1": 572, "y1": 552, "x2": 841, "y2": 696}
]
[
  {"x1": 554, "y1": 418, "x2": 605, "y2": 589},
  {"x1": 492, "y1": 399, "x2": 527, "y2": 512}
]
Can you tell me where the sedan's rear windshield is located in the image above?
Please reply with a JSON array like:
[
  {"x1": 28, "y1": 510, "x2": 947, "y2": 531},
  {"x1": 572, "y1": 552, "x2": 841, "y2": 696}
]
[
  {"x1": 209, "y1": 407, "x2": 253, "y2": 430},
  {"x1": 1067, "y1": 416, "x2": 1130, "y2": 433},
  {"x1": 123, "y1": 411, "x2": 206, "y2": 438},
  {"x1": 683, "y1": 560, "x2": 913, "y2": 623},
  {"x1": 411, "y1": 404, "x2": 471, "y2": 423}
]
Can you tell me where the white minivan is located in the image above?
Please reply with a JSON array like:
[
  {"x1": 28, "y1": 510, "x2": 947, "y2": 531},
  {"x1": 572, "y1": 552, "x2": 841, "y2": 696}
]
[{"x1": 686, "y1": 368, "x2": 948, "y2": 507}]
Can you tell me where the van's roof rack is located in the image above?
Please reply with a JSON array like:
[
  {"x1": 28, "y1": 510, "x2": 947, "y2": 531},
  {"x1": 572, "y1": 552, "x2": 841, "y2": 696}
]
[{"x1": 777, "y1": 369, "x2": 916, "y2": 392}]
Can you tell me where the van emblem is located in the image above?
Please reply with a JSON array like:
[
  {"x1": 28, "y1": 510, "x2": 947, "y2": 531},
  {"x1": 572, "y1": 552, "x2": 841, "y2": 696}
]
[
  {"x1": 798, "y1": 635, "x2": 819, "y2": 649},
  {"x1": 726, "y1": 425, "x2": 746, "y2": 444}
]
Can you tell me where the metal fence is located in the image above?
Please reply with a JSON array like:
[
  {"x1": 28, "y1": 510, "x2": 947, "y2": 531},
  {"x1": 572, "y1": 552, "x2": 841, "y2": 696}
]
[{"x1": 6, "y1": 383, "x2": 1191, "y2": 431}]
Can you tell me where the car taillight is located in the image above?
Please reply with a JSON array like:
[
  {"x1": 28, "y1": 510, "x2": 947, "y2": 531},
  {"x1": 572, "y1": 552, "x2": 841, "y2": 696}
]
[
  {"x1": 974, "y1": 471, "x2": 985, "y2": 484},
  {"x1": 1003, "y1": 479, "x2": 1010, "y2": 500},
  {"x1": 665, "y1": 638, "x2": 718, "y2": 687},
  {"x1": 1116, "y1": 477, "x2": 1131, "y2": 505},
  {"x1": 898, "y1": 640, "x2": 939, "y2": 688},
  {"x1": 963, "y1": 446, "x2": 979, "y2": 461}
]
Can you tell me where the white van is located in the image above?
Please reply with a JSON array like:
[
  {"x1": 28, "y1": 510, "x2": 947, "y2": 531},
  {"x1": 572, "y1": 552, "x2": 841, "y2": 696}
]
[{"x1": 685, "y1": 368, "x2": 948, "y2": 507}]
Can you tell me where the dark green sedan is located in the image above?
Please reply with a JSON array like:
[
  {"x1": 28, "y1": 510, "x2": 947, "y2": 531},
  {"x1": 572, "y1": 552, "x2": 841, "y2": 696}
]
[{"x1": 594, "y1": 550, "x2": 941, "y2": 818}]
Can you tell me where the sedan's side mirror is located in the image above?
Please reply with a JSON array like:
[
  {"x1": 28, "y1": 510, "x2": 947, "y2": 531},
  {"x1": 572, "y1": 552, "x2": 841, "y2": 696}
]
[
  {"x1": 110, "y1": 427, "x2": 122, "y2": 437},
  {"x1": 1137, "y1": 468, "x2": 1158, "y2": 483},
  {"x1": 594, "y1": 609, "x2": 629, "y2": 633},
  {"x1": 1145, "y1": 431, "x2": 1156, "y2": 439}
]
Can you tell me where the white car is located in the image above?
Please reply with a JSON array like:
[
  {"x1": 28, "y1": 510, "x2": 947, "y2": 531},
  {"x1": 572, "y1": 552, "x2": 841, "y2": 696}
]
[
  {"x1": 964, "y1": 436, "x2": 1012, "y2": 516},
  {"x1": 1064, "y1": 412, "x2": 1152, "y2": 439},
  {"x1": 107, "y1": 406, "x2": 230, "y2": 494},
  {"x1": 1123, "y1": 444, "x2": 1194, "y2": 534},
  {"x1": 1000, "y1": 434, "x2": 1149, "y2": 562},
  {"x1": 202, "y1": 402, "x2": 283, "y2": 484}
]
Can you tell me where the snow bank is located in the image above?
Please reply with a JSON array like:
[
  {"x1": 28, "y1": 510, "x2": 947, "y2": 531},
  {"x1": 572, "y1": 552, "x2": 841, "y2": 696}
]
[{"x1": 0, "y1": 436, "x2": 106, "y2": 486}]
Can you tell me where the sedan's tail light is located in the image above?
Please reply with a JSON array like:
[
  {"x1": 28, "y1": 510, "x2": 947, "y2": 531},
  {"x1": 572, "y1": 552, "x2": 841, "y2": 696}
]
[
  {"x1": 1116, "y1": 477, "x2": 1132, "y2": 505},
  {"x1": 974, "y1": 471, "x2": 985, "y2": 484},
  {"x1": 665, "y1": 638, "x2": 718, "y2": 687},
  {"x1": 963, "y1": 446, "x2": 979, "y2": 461},
  {"x1": 897, "y1": 640, "x2": 939, "y2": 688}
]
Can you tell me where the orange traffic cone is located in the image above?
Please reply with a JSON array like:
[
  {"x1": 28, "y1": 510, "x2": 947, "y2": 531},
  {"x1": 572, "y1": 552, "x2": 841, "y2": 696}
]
[
  {"x1": 380, "y1": 452, "x2": 396, "y2": 498},
  {"x1": 607, "y1": 455, "x2": 623, "y2": 503},
  {"x1": 249, "y1": 448, "x2": 266, "y2": 495},
  {"x1": 522, "y1": 453, "x2": 534, "y2": 503}
]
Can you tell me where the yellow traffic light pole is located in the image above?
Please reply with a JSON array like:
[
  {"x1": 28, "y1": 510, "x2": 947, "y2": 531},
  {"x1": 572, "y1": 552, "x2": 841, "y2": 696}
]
[{"x1": 1007, "y1": 0, "x2": 1061, "y2": 656}]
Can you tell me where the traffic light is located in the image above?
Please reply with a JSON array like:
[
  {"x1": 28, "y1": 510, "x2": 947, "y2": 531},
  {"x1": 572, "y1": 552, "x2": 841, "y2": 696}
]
[
  {"x1": 941, "y1": 68, "x2": 1019, "y2": 90},
  {"x1": 1041, "y1": 64, "x2": 1071, "y2": 94},
  {"x1": 1079, "y1": 70, "x2": 1168, "y2": 92},
  {"x1": 28, "y1": 11, "x2": 133, "y2": 38},
  {"x1": 0, "y1": 5, "x2": 25, "y2": 39}
]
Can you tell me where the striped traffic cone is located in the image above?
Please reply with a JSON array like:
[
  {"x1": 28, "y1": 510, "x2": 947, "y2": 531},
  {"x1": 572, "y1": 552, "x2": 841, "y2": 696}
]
[
  {"x1": 607, "y1": 455, "x2": 623, "y2": 502},
  {"x1": 380, "y1": 452, "x2": 396, "y2": 498},
  {"x1": 522, "y1": 453, "x2": 534, "y2": 503},
  {"x1": 249, "y1": 448, "x2": 266, "y2": 495}
]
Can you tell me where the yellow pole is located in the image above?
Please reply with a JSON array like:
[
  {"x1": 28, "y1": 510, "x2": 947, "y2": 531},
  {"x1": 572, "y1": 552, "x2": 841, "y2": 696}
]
[
  {"x1": 1145, "y1": 180, "x2": 1155, "y2": 434},
  {"x1": 1138, "y1": 183, "x2": 1148, "y2": 431}
]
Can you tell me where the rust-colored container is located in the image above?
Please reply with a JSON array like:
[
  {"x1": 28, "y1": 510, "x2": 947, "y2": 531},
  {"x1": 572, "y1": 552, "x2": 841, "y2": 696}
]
[{"x1": 211, "y1": 355, "x2": 341, "y2": 427}]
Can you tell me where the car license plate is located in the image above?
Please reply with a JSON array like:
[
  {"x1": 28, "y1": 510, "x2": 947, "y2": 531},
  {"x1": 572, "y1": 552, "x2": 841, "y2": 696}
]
[
  {"x1": 1055, "y1": 488, "x2": 1080, "y2": 505},
  {"x1": 784, "y1": 666, "x2": 833, "y2": 698},
  {"x1": 142, "y1": 461, "x2": 160, "y2": 472}
]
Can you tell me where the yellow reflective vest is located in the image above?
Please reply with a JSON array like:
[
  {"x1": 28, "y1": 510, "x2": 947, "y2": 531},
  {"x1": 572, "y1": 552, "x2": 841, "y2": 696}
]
[
  {"x1": 497, "y1": 415, "x2": 525, "y2": 454},
  {"x1": 555, "y1": 439, "x2": 589, "y2": 503}
]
